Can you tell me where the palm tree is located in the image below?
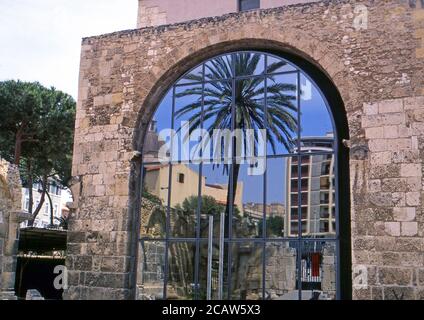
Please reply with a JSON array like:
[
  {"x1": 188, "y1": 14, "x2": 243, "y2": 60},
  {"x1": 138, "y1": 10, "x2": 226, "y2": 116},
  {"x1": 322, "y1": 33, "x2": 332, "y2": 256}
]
[{"x1": 174, "y1": 52, "x2": 298, "y2": 232}]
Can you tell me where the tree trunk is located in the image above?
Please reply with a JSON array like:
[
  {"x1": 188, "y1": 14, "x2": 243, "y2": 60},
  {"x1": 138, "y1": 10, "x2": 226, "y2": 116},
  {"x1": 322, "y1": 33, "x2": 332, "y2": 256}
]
[
  {"x1": 46, "y1": 189, "x2": 54, "y2": 227},
  {"x1": 14, "y1": 125, "x2": 25, "y2": 165},
  {"x1": 224, "y1": 162, "x2": 240, "y2": 238},
  {"x1": 27, "y1": 160, "x2": 33, "y2": 215},
  {"x1": 28, "y1": 174, "x2": 47, "y2": 226}
]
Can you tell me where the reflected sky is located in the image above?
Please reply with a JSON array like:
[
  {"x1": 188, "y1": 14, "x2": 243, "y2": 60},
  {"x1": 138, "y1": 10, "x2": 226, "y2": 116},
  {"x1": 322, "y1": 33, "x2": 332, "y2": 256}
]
[{"x1": 145, "y1": 52, "x2": 334, "y2": 207}]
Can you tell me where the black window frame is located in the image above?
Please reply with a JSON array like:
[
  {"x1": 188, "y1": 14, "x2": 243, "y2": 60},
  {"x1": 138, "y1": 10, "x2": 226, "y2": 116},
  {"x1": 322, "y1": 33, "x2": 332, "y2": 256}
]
[{"x1": 139, "y1": 50, "x2": 351, "y2": 300}]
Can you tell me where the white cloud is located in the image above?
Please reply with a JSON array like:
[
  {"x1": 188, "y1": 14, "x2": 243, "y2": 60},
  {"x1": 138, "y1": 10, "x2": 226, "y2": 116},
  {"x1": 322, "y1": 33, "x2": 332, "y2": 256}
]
[{"x1": 0, "y1": 0, "x2": 138, "y2": 99}]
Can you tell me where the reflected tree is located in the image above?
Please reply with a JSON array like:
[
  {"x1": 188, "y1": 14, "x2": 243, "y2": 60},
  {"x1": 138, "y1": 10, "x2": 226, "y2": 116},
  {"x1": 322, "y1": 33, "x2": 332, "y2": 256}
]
[{"x1": 174, "y1": 52, "x2": 298, "y2": 229}]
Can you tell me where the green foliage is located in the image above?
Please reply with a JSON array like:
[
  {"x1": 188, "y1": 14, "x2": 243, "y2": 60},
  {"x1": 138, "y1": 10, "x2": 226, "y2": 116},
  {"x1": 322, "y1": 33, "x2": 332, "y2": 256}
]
[
  {"x1": 174, "y1": 52, "x2": 298, "y2": 153},
  {"x1": 178, "y1": 195, "x2": 225, "y2": 216},
  {"x1": 0, "y1": 80, "x2": 76, "y2": 188},
  {"x1": 258, "y1": 216, "x2": 284, "y2": 237},
  {"x1": 0, "y1": 80, "x2": 42, "y2": 162},
  {"x1": 0, "y1": 80, "x2": 75, "y2": 224}
]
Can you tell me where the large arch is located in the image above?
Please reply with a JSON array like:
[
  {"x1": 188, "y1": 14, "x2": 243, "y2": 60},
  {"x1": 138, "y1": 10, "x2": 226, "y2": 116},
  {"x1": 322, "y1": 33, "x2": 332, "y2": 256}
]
[
  {"x1": 129, "y1": 43, "x2": 352, "y2": 300},
  {"x1": 132, "y1": 36, "x2": 353, "y2": 151},
  {"x1": 66, "y1": 1, "x2": 424, "y2": 300}
]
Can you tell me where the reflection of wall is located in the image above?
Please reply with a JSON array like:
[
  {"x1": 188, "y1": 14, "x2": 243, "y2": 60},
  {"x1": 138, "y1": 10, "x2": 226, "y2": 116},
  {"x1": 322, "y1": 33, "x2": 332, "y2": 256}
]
[
  {"x1": 240, "y1": 243, "x2": 297, "y2": 300},
  {"x1": 137, "y1": 240, "x2": 195, "y2": 300},
  {"x1": 321, "y1": 243, "x2": 336, "y2": 299},
  {"x1": 264, "y1": 243, "x2": 296, "y2": 297},
  {"x1": 137, "y1": 241, "x2": 165, "y2": 300}
]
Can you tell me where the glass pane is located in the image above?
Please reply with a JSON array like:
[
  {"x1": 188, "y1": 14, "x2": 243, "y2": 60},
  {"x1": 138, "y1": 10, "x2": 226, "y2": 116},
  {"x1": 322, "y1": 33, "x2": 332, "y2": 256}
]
[
  {"x1": 266, "y1": 73, "x2": 298, "y2": 155},
  {"x1": 233, "y1": 162, "x2": 264, "y2": 239},
  {"x1": 234, "y1": 52, "x2": 265, "y2": 77},
  {"x1": 167, "y1": 242, "x2": 196, "y2": 299},
  {"x1": 139, "y1": 52, "x2": 340, "y2": 302},
  {"x1": 301, "y1": 241, "x2": 337, "y2": 300},
  {"x1": 177, "y1": 65, "x2": 203, "y2": 85},
  {"x1": 174, "y1": 84, "x2": 203, "y2": 163},
  {"x1": 265, "y1": 242, "x2": 299, "y2": 300},
  {"x1": 240, "y1": 0, "x2": 260, "y2": 11},
  {"x1": 200, "y1": 164, "x2": 230, "y2": 238},
  {"x1": 137, "y1": 241, "x2": 165, "y2": 300},
  {"x1": 285, "y1": 156, "x2": 309, "y2": 237},
  {"x1": 299, "y1": 73, "x2": 334, "y2": 141},
  {"x1": 230, "y1": 242, "x2": 263, "y2": 300},
  {"x1": 302, "y1": 153, "x2": 336, "y2": 238},
  {"x1": 203, "y1": 80, "x2": 233, "y2": 162},
  {"x1": 234, "y1": 79, "x2": 265, "y2": 160},
  {"x1": 265, "y1": 157, "x2": 289, "y2": 238},
  {"x1": 169, "y1": 163, "x2": 200, "y2": 238},
  {"x1": 198, "y1": 241, "x2": 229, "y2": 300},
  {"x1": 205, "y1": 54, "x2": 233, "y2": 81},
  {"x1": 266, "y1": 55, "x2": 297, "y2": 74},
  {"x1": 141, "y1": 163, "x2": 169, "y2": 239},
  {"x1": 144, "y1": 90, "x2": 172, "y2": 163}
]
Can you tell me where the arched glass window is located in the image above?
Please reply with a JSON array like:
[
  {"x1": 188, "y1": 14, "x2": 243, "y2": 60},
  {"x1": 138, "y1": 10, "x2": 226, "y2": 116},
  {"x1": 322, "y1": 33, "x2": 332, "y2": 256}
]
[{"x1": 138, "y1": 51, "x2": 340, "y2": 300}]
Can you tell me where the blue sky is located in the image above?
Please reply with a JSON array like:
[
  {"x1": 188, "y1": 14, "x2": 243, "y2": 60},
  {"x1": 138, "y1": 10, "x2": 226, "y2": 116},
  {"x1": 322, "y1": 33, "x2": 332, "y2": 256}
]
[
  {"x1": 152, "y1": 59, "x2": 334, "y2": 206},
  {"x1": 0, "y1": 0, "x2": 138, "y2": 99}
]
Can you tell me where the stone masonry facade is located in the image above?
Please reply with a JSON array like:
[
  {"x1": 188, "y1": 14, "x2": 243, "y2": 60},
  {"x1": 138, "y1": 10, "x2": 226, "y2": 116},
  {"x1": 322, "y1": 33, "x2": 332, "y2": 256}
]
[
  {"x1": 66, "y1": 0, "x2": 424, "y2": 299},
  {"x1": 0, "y1": 159, "x2": 26, "y2": 300}
]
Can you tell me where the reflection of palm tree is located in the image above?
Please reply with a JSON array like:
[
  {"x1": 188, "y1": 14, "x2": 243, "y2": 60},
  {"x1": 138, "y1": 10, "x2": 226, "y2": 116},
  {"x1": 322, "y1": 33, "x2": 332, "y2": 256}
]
[{"x1": 174, "y1": 52, "x2": 298, "y2": 230}]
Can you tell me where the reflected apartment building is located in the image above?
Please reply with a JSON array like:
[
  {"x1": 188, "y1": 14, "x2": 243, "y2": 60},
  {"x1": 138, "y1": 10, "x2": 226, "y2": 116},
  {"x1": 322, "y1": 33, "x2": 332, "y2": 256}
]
[{"x1": 286, "y1": 134, "x2": 336, "y2": 237}]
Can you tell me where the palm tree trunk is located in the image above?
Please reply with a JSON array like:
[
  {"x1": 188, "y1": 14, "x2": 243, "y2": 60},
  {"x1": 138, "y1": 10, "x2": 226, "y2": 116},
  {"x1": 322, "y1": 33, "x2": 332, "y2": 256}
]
[{"x1": 224, "y1": 162, "x2": 240, "y2": 238}]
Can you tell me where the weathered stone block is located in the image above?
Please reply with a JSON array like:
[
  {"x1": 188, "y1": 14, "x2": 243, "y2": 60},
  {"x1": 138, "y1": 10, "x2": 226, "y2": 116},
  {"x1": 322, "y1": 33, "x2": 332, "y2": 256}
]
[
  {"x1": 400, "y1": 164, "x2": 422, "y2": 177},
  {"x1": 363, "y1": 102, "x2": 378, "y2": 115},
  {"x1": 401, "y1": 222, "x2": 418, "y2": 237},
  {"x1": 73, "y1": 256, "x2": 93, "y2": 272},
  {"x1": 384, "y1": 222, "x2": 400, "y2": 237},
  {"x1": 383, "y1": 125, "x2": 399, "y2": 139},
  {"x1": 365, "y1": 127, "x2": 384, "y2": 139},
  {"x1": 378, "y1": 268, "x2": 412, "y2": 286},
  {"x1": 406, "y1": 192, "x2": 421, "y2": 206},
  {"x1": 393, "y1": 207, "x2": 416, "y2": 222},
  {"x1": 100, "y1": 256, "x2": 126, "y2": 273},
  {"x1": 362, "y1": 113, "x2": 405, "y2": 129},
  {"x1": 378, "y1": 99, "x2": 404, "y2": 114},
  {"x1": 404, "y1": 96, "x2": 424, "y2": 110},
  {"x1": 383, "y1": 286, "x2": 414, "y2": 300},
  {"x1": 368, "y1": 138, "x2": 411, "y2": 152}
]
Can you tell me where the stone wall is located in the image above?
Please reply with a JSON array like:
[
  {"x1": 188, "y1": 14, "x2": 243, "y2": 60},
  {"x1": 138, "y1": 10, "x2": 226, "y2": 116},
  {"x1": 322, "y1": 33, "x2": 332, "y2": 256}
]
[
  {"x1": 67, "y1": 0, "x2": 424, "y2": 299},
  {"x1": 0, "y1": 158, "x2": 24, "y2": 300},
  {"x1": 137, "y1": 0, "x2": 322, "y2": 28},
  {"x1": 263, "y1": 243, "x2": 296, "y2": 299}
]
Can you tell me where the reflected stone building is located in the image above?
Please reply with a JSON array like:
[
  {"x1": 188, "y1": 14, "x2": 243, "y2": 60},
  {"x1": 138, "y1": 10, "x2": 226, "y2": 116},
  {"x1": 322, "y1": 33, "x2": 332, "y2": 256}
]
[{"x1": 243, "y1": 203, "x2": 285, "y2": 223}]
